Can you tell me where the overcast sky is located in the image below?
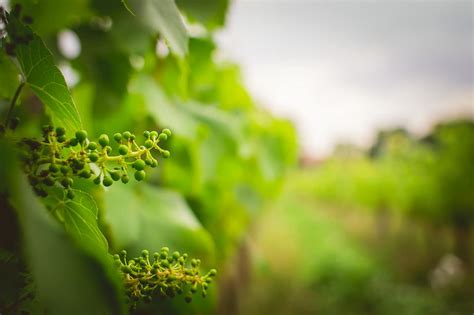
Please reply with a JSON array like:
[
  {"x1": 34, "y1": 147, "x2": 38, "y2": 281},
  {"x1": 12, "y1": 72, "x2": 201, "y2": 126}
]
[{"x1": 216, "y1": 0, "x2": 473, "y2": 156}]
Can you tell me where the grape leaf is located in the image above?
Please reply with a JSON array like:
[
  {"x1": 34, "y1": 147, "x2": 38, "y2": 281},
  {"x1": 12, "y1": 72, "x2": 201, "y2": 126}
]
[
  {"x1": 0, "y1": 142, "x2": 125, "y2": 315},
  {"x1": 128, "y1": 0, "x2": 188, "y2": 56},
  {"x1": 7, "y1": 15, "x2": 82, "y2": 131},
  {"x1": 45, "y1": 189, "x2": 108, "y2": 254}
]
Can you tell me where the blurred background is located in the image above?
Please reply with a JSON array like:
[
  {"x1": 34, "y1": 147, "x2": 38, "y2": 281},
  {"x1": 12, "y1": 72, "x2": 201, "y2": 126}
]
[
  {"x1": 0, "y1": 0, "x2": 472, "y2": 314},
  {"x1": 216, "y1": 1, "x2": 474, "y2": 315}
]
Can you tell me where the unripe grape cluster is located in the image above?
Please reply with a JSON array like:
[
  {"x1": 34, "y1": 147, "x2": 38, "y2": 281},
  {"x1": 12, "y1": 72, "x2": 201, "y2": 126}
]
[
  {"x1": 20, "y1": 125, "x2": 171, "y2": 199},
  {"x1": 113, "y1": 248, "x2": 217, "y2": 307}
]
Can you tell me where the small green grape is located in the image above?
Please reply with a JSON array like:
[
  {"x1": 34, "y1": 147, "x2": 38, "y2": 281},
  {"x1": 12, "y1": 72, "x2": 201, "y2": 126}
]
[
  {"x1": 67, "y1": 190, "x2": 75, "y2": 199},
  {"x1": 162, "y1": 150, "x2": 170, "y2": 158},
  {"x1": 134, "y1": 170, "x2": 146, "y2": 181},
  {"x1": 113, "y1": 133, "x2": 122, "y2": 143},
  {"x1": 162, "y1": 128, "x2": 171, "y2": 136},
  {"x1": 158, "y1": 133, "x2": 168, "y2": 141},
  {"x1": 121, "y1": 174, "x2": 130, "y2": 184},
  {"x1": 75, "y1": 130, "x2": 88, "y2": 142},
  {"x1": 49, "y1": 164, "x2": 59, "y2": 173},
  {"x1": 133, "y1": 159, "x2": 146, "y2": 171},
  {"x1": 143, "y1": 130, "x2": 150, "y2": 138},
  {"x1": 89, "y1": 153, "x2": 99, "y2": 162},
  {"x1": 43, "y1": 176, "x2": 55, "y2": 186},
  {"x1": 55, "y1": 127, "x2": 66, "y2": 137},
  {"x1": 79, "y1": 170, "x2": 91, "y2": 178},
  {"x1": 93, "y1": 176, "x2": 101, "y2": 185},
  {"x1": 57, "y1": 135, "x2": 66, "y2": 143},
  {"x1": 144, "y1": 140, "x2": 154, "y2": 149},
  {"x1": 122, "y1": 131, "x2": 131, "y2": 140},
  {"x1": 118, "y1": 145, "x2": 128, "y2": 155},
  {"x1": 87, "y1": 142, "x2": 98, "y2": 150},
  {"x1": 110, "y1": 170, "x2": 121, "y2": 181},
  {"x1": 98, "y1": 134, "x2": 109, "y2": 147},
  {"x1": 60, "y1": 165, "x2": 69, "y2": 174},
  {"x1": 103, "y1": 176, "x2": 113, "y2": 187},
  {"x1": 61, "y1": 177, "x2": 73, "y2": 188},
  {"x1": 150, "y1": 131, "x2": 158, "y2": 139},
  {"x1": 69, "y1": 138, "x2": 79, "y2": 146}
]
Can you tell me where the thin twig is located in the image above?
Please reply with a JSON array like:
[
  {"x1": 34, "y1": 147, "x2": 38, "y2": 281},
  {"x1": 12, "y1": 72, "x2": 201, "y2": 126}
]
[{"x1": 4, "y1": 81, "x2": 25, "y2": 127}]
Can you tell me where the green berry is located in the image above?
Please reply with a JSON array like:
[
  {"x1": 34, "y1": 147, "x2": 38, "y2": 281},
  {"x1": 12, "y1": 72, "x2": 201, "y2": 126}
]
[
  {"x1": 134, "y1": 170, "x2": 146, "y2": 181},
  {"x1": 60, "y1": 165, "x2": 69, "y2": 174},
  {"x1": 208, "y1": 269, "x2": 217, "y2": 277},
  {"x1": 158, "y1": 133, "x2": 168, "y2": 141},
  {"x1": 98, "y1": 134, "x2": 109, "y2": 147},
  {"x1": 122, "y1": 131, "x2": 131, "y2": 140},
  {"x1": 121, "y1": 174, "x2": 129, "y2": 184},
  {"x1": 49, "y1": 164, "x2": 59, "y2": 173},
  {"x1": 130, "y1": 134, "x2": 136, "y2": 141},
  {"x1": 141, "y1": 249, "x2": 149, "y2": 257},
  {"x1": 69, "y1": 138, "x2": 78, "y2": 146},
  {"x1": 113, "y1": 133, "x2": 122, "y2": 143},
  {"x1": 93, "y1": 176, "x2": 101, "y2": 185},
  {"x1": 79, "y1": 170, "x2": 91, "y2": 178},
  {"x1": 144, "y1": 139, "x2": 154, "y2": 149},
  {"x1": 150, "y1": 131, "x2": 158, "y2": 139},
  {"x1": 67, "y1": 190, "x2": 75, "y2": 199},
  {"x1": 118, "y1": 145, "x2": 128, "y2": 155},
  {"x1": 75, "y1": 130, "x2": 88, "y2": 142},
  {"x1": 150, "y1": 159, "x2": 158, "y2": 168},
  {"x1": 89, "y1": 153, "x2": 99, "y2": 162},
  {"x1": 43, "y1": 176, "x2": 55, "y2": 186},
  {"x1": 87, "y1": 142, "x2": 98, "y2": 150},
  {"x1": 133, "y1": 159, "x2": 146, "y2": 171},
  {"x1": 162, "y1": 128, "x2": 171, "y2": 136},
  {"x1": 162, "y1": 150, "x2": 170, "y2": 158},
  {"x1": 55, "y1": 127, "x2": 66, "y2": 136},
  {"x1": 143, "y1": 131, "x2": 150, "y2": 138},
  {"x1": 110, "y1": 170, "x2": 121, "y2": 181},
  {"x1": 103, "y1": 176, "x2": 113, "y2": 187},
  {"x1": 105, "y1": 146, "x2": 112, "y2": 153},
  {"x1": 57, "y1": 135, "x2": 67, "y2": 143},
  {"x1": 61, "y1": 177, "x2": 73, "y2": 188}
]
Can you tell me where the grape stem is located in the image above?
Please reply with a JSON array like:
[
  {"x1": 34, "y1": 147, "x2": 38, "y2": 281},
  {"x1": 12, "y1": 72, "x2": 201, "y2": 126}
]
[{"x1": 4, "y1": 81, "x2": 25, "y2": 127}]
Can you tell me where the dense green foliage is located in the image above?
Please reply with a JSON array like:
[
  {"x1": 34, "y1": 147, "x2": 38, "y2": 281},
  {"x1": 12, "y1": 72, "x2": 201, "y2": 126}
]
[
  {"x1": 0, "y1": 1, "x2": 296, "y2": 314},
  {"x1": 238, "y1": 121, "x2": 473, "y2": 315}
]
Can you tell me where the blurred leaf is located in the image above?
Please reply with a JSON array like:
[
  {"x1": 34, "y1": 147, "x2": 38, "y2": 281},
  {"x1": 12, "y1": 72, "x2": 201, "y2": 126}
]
[
  {"x1": 104, "y1": 183, "x2": 215, "y2": 263},
  {"x1": 15, "y1": 0, "x2": 91, "y2": 36},
  {"x1": 132, "y1": 75, "x2": 241, "y2": 141},
  {"x1": 176, "y1": 0, "x2": 229, "y2": 29},
  {"x1": 10, "y1": 18, "x2": 82, "y2": 131},
  {"x1": 0, "y1": 142, "x2": 125, "y2": 315},
  {"x1": 128, "y1": 0, "x2": 188, "y2": 56}
]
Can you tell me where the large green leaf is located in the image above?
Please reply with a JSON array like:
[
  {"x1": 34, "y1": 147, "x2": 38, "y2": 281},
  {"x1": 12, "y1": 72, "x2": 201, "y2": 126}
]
[
  {"x1": 0, "y1": 142, "x2": 124, "y2": 315},
  {"x1": 44, "y1": 189, "x2": 109, "y2": 254},
  {"x1": 104, "y1": 183, "x2": 215, "y2": 263},
  {"x1": 8, "y1": 16, "x2": 82, "y2": 131},
  {"x1": 0, "y1": 52, "x2": 20, "y2": 100},
  {"x1": 128, "y1": 0, "x2": 188, "y2": 56}
]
